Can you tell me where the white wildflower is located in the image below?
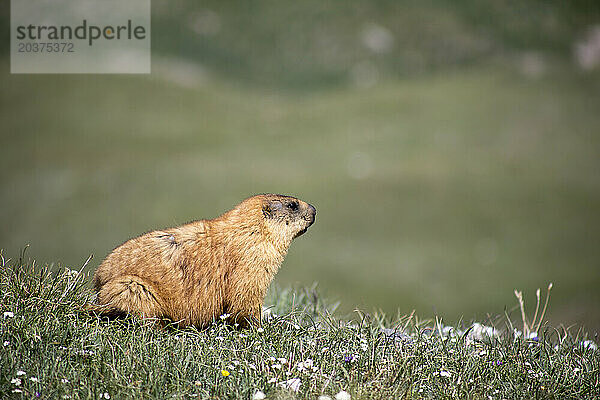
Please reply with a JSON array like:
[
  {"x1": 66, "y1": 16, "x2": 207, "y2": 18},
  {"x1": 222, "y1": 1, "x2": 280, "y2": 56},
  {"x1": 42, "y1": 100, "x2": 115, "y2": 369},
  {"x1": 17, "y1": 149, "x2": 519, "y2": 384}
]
[
  {"x1": 279, "y1": 378, "x2": 301, "y2": 392},
  {"x1": 257, "y1": 327, "x2": 265, "y2": 333},
  {"x1": 12, "y1": 389, "x2": 23, "y2": 393},
  {"x1": 277, "y1": 357, "x2": 288, "y2": 365},
  {"x1": 30, "y1": 377, "x2": 39, "y2": 382},
  {"x1": 582, "y1": 340, "x2": 598, "y2": 350},
  {"x1": 468, "y1": 323, "x2": 499, "y2": 341},
  {"x1": 219, "y1": 313, "x2": 230, "y2": 320},
  {"x1": 66, "y1": 269, "x2": 79, "y2": 277},
  {"x1": 335, "y1": 390, "x2": 351, "y2": 400},
  {"x1": 513, "y1": 329, "x2": 523, "y2": 338},
  {"x1": 61, "y1": 378, "x2": 70, "y2": 383},
  {"x1": 318, "y1": 396, "x2": 332, "y2": 400},
  {"x1": 253, "y1": 391, "x2": 266, "y2": 400},
  {"x1": 3, "y1": 341, "x2": 9, "y2": 346},
  {"x1": 526, "y1": 332, "x2": 539, "y2": 340},
  {"x1": 16, "y1": 370, "x2": 26, "y2": 376},
  {"x1": 3, "y1": 311, "x2": 14, "y2": 319},
  {"x1": 439, "y1": 370, "x2": 451, "y2": 378},
  {"x1": 11, "y1": 378, "x2": 22, "y2": 386},
  {"x1": 102, "y1": 392, "x2": 110, "y2": 399}
]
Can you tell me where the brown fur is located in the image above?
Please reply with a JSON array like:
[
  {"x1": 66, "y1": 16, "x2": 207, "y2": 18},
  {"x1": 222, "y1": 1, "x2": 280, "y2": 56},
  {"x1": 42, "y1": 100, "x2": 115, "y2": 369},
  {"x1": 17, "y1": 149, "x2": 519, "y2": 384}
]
[{"x1": 93, "y1": 194, "x2": 316, "y2": 328}]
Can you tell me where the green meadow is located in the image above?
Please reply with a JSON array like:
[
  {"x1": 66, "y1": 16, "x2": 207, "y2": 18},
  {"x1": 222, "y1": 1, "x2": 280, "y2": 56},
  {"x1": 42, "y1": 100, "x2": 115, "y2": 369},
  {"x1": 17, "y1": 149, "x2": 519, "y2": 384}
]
[
  {"x1": 1, "y1": 264, "x2": 598, "y2": 399},
  {"x1": 1, "y1": 0, "x2": 600, "y2": 333}
]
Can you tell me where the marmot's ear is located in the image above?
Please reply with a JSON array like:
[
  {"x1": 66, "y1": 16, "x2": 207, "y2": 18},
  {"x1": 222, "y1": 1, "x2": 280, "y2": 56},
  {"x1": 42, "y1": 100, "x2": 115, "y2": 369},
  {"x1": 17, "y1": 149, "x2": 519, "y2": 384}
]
[
  {"x1": 262, "y1": 204, "x2": 272, "y2": 218},
  {"x1": 263, "y1": 201, "x2": 282, "y2": 218}
]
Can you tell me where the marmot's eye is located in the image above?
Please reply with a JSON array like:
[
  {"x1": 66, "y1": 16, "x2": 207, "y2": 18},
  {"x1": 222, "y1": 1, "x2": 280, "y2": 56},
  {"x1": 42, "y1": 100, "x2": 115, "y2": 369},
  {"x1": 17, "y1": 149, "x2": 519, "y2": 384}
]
[{"x1": 287, "y1": 201, "x2": 299, "y2": 211}]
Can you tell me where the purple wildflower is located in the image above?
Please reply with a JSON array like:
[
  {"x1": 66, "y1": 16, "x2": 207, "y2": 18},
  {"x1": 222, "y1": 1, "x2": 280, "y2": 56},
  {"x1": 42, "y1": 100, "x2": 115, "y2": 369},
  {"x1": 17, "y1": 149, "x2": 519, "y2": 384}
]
[{"x1": 343, "y1": 355, "x2": 356, "y2": 363}]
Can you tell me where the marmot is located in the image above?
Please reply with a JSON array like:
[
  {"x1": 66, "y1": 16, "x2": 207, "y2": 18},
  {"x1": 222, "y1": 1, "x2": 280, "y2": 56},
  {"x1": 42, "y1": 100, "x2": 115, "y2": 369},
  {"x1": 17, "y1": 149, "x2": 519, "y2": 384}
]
[{"x1": 93, "y1": 194, "x2": 316, "y2": 328}]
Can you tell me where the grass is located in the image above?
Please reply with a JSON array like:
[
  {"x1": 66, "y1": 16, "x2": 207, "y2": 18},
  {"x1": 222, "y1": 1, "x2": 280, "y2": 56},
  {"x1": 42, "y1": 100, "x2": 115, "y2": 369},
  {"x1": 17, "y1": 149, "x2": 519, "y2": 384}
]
[
  {"x1": 1, "y1": 0, "x2": 600, "y2": 332},
  {"x1": 1, "y1": 255, "x2": 599, "y2": 399}
]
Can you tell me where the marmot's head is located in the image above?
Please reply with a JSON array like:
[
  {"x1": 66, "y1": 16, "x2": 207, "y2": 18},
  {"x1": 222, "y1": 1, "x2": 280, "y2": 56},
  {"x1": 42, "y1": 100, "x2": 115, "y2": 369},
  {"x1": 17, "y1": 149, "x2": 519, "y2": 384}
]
[
  {"x1": 261, "y1": 194, "x2": 316, "y2": 238},
  {"x1": 232, "y1": 194, "x2": 315, "y2": 250},
  {"x1": 226, "y1": 194, "x2": 316, "y2": 252}
]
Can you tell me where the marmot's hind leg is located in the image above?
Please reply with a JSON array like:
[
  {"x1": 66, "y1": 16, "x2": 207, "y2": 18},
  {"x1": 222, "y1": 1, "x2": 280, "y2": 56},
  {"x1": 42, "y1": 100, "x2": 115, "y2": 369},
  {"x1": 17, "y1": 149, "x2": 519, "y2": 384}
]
[{"x1": 95, "y1": 276, "x2": 163, "y2": 320}]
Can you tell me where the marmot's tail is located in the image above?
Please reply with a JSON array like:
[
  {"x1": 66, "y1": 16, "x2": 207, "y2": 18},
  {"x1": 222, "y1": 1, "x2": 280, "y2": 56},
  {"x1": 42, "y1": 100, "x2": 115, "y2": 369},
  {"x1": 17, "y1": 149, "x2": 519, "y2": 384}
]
[
  {"x1": 93, "y1": 276, "x2": 163, "y2": 319},
  {"x1": 82, "y1": 303, "x2": 127, "y2": 319}
]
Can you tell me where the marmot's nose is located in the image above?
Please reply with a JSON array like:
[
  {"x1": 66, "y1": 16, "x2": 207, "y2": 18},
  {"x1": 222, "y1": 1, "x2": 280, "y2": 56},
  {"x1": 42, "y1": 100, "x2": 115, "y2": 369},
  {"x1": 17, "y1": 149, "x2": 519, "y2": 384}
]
[{"x1": 307, "y1": 203, "x2": 316, "y2": 225}]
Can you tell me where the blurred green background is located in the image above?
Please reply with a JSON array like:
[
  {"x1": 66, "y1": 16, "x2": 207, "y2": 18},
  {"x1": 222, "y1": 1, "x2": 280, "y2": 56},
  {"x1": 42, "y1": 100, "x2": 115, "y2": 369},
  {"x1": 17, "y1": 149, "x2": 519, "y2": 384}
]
[{"x1": 1, "y1": 1, "x2": 599, "y2": 332}]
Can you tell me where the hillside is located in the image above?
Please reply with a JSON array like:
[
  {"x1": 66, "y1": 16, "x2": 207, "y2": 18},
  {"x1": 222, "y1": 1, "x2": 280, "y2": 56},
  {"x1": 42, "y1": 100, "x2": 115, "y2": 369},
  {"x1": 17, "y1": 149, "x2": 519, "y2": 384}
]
[{"x1": 1, "y1": 258, "x2": 598, "y2": 399}]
